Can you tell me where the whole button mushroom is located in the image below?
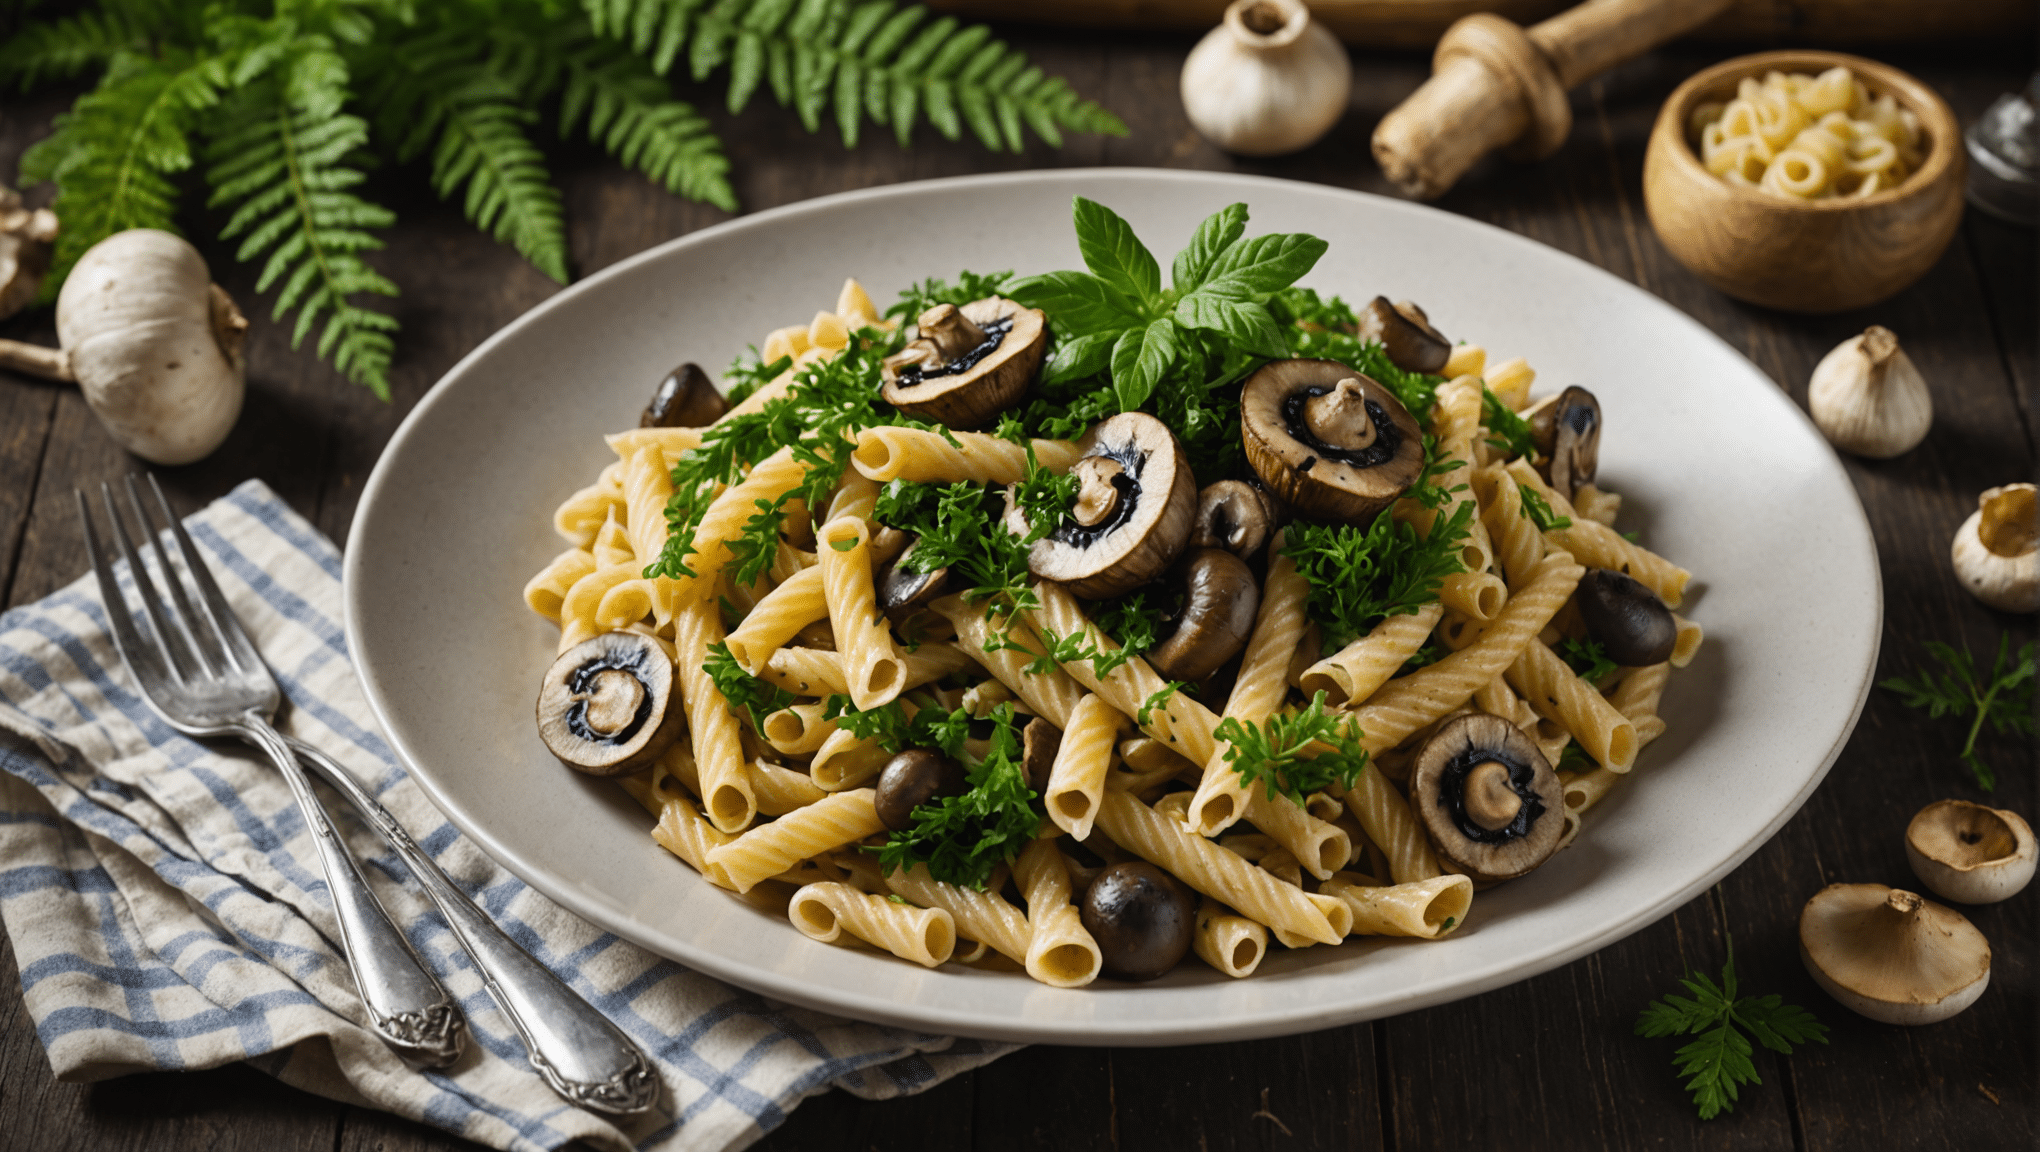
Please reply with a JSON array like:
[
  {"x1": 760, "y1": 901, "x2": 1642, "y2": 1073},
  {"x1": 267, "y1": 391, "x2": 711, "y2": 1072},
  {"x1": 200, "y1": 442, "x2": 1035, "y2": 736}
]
[
  {"x1": 1950, "y1": 483, "x2": 2037, "y2": 613},
  {"x1": 1529, "y1": 385, "x2": 1601, "y2": 501},
  {"x1": 1574, "y1": 568, "x2": 1677, "y2": 667},
  {"x1": 1905, "y1": 799, "x2": 2036, "y2": 905},
  {"x1": 1353, "y1": 296, "x2": 1452, "y2": 375},
  {"x1": 1023, "y1": 412, "x2": 1197, "y2": 599},
  {"x1": 1239, "y1": 359, "x2": 1426, "y2": 526},
  {"x1": 1081, "y1": 861, "x2": 1196, "y2": 981},
  {"x1": 874, "y1": 748, "x2": 969, "y2": 831},
  {"x1": 1411, "y1": 713, "x2": 1565, "y2": 884},
  {"x1": 880, "y1": 297, "x2": 1047, "y2": 429},
  {"x1": 1799, "y1": 884, "x2": 1991, "y2": 1025},
  {"x1": 641, "y1": 361, "x2": 729, "y2": 428},
  {"x1": 1147, "y1": 549, "x2": 1261, "y2": 683},
  {"x1": 536, "y1": 631, "x2": 686, "y2": 775}
]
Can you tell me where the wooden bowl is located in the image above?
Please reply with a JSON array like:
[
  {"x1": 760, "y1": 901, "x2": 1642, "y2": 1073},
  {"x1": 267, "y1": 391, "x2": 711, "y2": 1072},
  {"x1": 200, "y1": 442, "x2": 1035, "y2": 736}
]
[{"x1": 1643, "y1": 50, "x2": 1965, "y2": 314}]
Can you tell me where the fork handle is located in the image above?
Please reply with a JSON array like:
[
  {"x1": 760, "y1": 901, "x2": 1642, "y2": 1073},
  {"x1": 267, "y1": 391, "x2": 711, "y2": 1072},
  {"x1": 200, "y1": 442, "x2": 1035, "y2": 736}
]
[
  {"x1": 285, "y1": 736, "x2": 660, "y2": 1117},
  {"x1": 236, "y1": 719, "x2": 466, "y2": 1067}
]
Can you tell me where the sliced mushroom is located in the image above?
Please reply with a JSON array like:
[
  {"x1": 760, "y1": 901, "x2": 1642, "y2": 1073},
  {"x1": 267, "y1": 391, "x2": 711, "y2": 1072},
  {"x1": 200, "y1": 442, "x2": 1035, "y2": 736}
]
[
  {"x1": 1799, "y1": 883, "x2": 1991, "y2": 1025},
  {"x1": 1022, "y1": 716, "x2": 1063, "y2": 792},
  {"x1": 874, "y1": 748, "x2": 969, "y2": 831},
  {"x1": 1411, "y1": 713, "x2": 1564, "y2": 884},
  {"x1": 536, "y1": 631, "x2": 685, "y2": 776},
  {"x1": 1240, "y1": 359, "x2": 1425, "y2": 525},
  {"x1": 1148, "y1": 549, "x2": 1261, "y2": 682},
  {"x1": 1081, "y1": 860, "x2": 1196, "y2": 981},
  {"x1": 1574, "y1": 568, "x2": 1676, "y2": 667},
  {"x1": 1354, "y1": 296, "x2": 1452, "y2": 374},
  {"x1": 641, "y1": 361, "x2": 728, "y2": 427},
  {"x1": 1190, "y1": 480, "x2": 1271, "y2": 560},
  {"x1": 880, "y1": 296, "x2": 1047, "y2": 429},
  {"x1": 1905, "y1": 799, "x2": 2036, "y2": 905},
  {"x1": 1530, "y1": 386, "x2": 1601, "y2": 501},
  {"x1": 876, "y1": 540, "x2": 954, "y2": 625},
  {"x1": 867, "y1": 524, "x2": 912, "y2": 570},
  {"x1": 1025, "y1": 412, "x2": 1197, "y2": 598}
]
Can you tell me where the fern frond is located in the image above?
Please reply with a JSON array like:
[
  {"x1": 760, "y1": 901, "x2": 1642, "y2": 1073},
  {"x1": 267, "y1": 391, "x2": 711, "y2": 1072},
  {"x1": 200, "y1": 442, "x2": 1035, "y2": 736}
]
[
  {"x1": 0, "y1": 6, "x2": 152, "y2": 90},
  {"x1": 359, "y1": 29, "x2": 569, "y2": 282},
  {"x1": 579, "y1": 0, "x2": 1125, "y2": 151},
  {"x1": 205, "y1": 39, "x2": 399, "y2": 398},
  {"x1": 18, "y1": 47, "x2": 226, "y2": 285},
  {"x1": 562, "y1": 39, "x2": 736, "y2": 212}
]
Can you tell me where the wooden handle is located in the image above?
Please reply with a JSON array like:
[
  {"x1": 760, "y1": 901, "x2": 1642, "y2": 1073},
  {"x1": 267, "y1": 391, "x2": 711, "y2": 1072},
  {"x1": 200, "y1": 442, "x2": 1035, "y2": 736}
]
[{"x1": 1372, "y1": 0, "x2": 1731, "y2": 199}]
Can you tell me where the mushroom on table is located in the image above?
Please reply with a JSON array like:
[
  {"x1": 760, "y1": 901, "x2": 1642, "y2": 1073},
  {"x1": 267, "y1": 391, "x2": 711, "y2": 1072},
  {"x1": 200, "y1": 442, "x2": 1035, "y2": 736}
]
[
  {"x1": 881, "y1": 297, "x2": 1048, "y2": 429},
  {"x1": 1799, "y1": 883, "x2": 1992, "y2": 1025}
]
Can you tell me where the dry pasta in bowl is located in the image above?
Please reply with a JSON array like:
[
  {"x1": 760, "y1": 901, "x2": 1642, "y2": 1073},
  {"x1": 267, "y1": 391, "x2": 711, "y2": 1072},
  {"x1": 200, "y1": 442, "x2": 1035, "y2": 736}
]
[
  {"x1": 1689, "y1": 65, "x2": 1923, "y2": 199},
  {"x1": 520, "y1": 197, "x2": 1700, "y2": 987}
]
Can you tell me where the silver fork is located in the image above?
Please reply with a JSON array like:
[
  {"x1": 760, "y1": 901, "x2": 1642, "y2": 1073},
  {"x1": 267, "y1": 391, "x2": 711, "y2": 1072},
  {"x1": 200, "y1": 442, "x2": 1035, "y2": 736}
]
[
  {"x1": 84, "y1": 477, "x2": 659, "y2": 1116},
  {"x1": 78, "y1": 477, "x2": 466, "y2": 1068}
]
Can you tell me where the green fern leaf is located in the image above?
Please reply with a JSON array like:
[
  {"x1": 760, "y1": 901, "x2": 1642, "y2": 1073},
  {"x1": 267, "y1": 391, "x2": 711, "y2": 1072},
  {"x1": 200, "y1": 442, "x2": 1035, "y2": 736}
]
[
  {"x1": 205, "y1": 40, "x2": 399, "y2": 398},
  {"x1": 0, "y1": 5, "x2": 156, "y2": 91},
  {"x1": 562, "y1": 41, "x2": 737, "y2": 212},
  {"x1": 18, "y1": 46, "x2": 225, "y2": 286}
]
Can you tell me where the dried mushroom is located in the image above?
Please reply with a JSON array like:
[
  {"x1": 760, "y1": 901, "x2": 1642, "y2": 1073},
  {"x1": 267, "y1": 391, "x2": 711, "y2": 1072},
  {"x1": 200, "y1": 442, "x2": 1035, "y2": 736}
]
[
  {"x1": 1023, "y1": 411, "x2": 1197, "y2": 599},
  {"x1": 1240, "y1": 359, "x2": 1425, "y2": 525},
  {"x1": 1905, "y1": 799, "x2": 2036, "y2": 905},
  {"x1": 881, "y1": 297, "x2": 1047, "y2": 429},
  {"x1": 1411, "y1": 713, "x2": 1564, "y2": 884},
  {"x1": 1081, "y1": 861, "x2": 1195, "y2": 981},
  {"x1": 1354, "y1": 296, "x2": 1451, "y2": 374},
  {"x1": 536, "y1": 631, "x2": 685, "y2": 776},
  {"x1": 875, "y1": 540, "x2": 953, "y2": 625}
]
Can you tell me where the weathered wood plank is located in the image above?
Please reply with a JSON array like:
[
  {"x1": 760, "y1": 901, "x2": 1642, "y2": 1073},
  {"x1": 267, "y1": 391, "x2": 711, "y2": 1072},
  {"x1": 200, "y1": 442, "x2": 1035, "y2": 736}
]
[
  {"x1": 752, "y1": 1066, "x2": 976, "y2": 1152},
  {"x1": 1110, "y1": 1029, "x2": 1382, "y2": 1152},
  {"x1": 974, "y1": 1046, "x2": 1114, "y2": 1152}
]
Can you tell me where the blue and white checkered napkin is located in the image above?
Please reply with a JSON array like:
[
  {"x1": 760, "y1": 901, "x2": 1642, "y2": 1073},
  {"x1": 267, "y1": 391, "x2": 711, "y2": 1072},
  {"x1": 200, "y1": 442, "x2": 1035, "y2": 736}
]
[{"x1": 0, "y1": 479, "x2": 1012, "y2": 1152}]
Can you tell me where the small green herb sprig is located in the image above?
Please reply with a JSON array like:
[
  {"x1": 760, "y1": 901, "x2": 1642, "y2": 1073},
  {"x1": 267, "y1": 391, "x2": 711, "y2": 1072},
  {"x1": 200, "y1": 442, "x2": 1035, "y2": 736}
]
[
  {"x1": 1482, "y1": 386, "x2": 1538, "y2": 459},
  {"x1": 1281, "y1": 438, "x2": 1473, "y2": 650},
  {"x1": 1636, "y1": 935, "x2": 1828, "y2": 1120},
  {"x1": 822, "y1": 693, "x2": 970, "y2": 758},
  {"x1": 1028, "y1": 588, "x2": 1173, "y2": 679},
  {"x1": 1880, "y1": 634, "x2": 2036, "y2": 791},
  {"x1": 1518, "y1": 483, "x2": 1572, "y2": 531},
  {"x1": 703, "y1": 641, "x2": 795, "y2": 734},
  {"x1": 874, "y1": 702, "x2": 1040, "y2": 889},
  {"x1": 1558, "y1": 637, "x2": 1618, "y2": 685},
  {"x1": 1212, "y1": 691, "x2": 1369, "y2": 804},
  {"x1": 887, "y1": 270, "x2": 1014, "y2": 325},
  {"x1": 1269, "y1": 287, "x2": 1446, "y2": 421}
]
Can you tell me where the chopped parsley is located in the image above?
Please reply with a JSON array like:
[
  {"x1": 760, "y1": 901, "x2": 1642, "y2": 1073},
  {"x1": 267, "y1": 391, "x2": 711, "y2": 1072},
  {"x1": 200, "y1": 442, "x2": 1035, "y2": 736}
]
[
  {"x1": 1518, "y1": 482, "x2": 1572, "y2": 531},
  {"x1": 1269, "y1": 287, "x2": 1446, "y2": 422},
  {"x1": 1212, "y1": 690, "x2": 1370, "y2": 804},
  {"x1": 1557, "y1": 637, "x2": 1619, "y2": 684},
  {"x1": 1482, "y1": 386, "x2": 1537, "y2": 459},
  {"x1": 874, "y1": 702, "x2": 1041, "y2": 889},
  {"x1": 703, "y1": 642, "x2": 795, "y2": 734},
  {"x1": 886, "y1": 270, "x2": 1014, "y2": 325},
  {"x1": 822, "y1": 693, "x2": 971, "y2": 758},
  {"x1": 722, "y1": 347, "x2": 792, "y2": 406}
]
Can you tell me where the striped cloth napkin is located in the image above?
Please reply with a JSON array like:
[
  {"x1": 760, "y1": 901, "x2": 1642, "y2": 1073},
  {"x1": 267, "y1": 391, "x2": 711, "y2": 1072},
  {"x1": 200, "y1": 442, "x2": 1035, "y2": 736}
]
[{"x1": 0, "y1": 479, "x2": 1011, "y2": 1152}]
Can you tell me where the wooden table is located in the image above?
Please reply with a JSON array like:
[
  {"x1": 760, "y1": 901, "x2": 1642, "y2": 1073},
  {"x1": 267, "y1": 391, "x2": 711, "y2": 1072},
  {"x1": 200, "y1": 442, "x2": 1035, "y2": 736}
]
[{"x1": 1, "y1": 30, "x2": 2032, "y2": 1152}]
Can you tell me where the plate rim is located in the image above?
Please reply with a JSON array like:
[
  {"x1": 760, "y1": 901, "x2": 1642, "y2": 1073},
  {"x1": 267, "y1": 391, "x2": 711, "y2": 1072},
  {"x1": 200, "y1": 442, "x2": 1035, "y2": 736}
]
[{"x1": 343, "y1": 167, "x2": 1881, "y2": 1045}]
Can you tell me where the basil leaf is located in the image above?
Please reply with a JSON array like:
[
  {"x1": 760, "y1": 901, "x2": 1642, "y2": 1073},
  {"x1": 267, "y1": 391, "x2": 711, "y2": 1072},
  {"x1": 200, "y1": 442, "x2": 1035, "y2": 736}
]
[
  {"x1": 1174, "y1": 293, "x2": 1289, "y2": 359},
  {"x1": 1199, "y1": 232, "x2": 1329, "y2": 300},
  {"x1": 1073, "y1": 196, "x2": 1162, "y2": 307},
  {"x1": 1170, "y1": 202, "x2": 1248, "y2": 295},
  {"x1": 1042, "y1": 330, "x2": 1117, "y2": 386},
  {"x1": 1003, "y1": 269, "x2": 1144, "y2": 337},
  {"x1": 1110, "y1": 319, "x2": 1177, "y2": 411}
]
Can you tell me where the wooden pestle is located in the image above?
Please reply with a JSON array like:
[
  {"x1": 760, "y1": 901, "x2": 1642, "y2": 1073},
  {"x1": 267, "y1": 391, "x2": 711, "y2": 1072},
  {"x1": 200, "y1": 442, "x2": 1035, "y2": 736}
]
[{"x1": 1372, "y1": 0, "x2": 1734, "y2": 199}]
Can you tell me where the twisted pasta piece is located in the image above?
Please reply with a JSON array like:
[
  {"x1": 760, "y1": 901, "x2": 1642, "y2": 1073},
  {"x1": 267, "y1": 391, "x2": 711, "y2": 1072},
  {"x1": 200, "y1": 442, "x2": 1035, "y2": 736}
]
[
  {"x1": 1507, "y1": 459, "x2": 1688, "y2": 607},
  {"x1": 931, "y1": 594, "x2": 1085, "y2": 729},
  {"x1": 882, "y1": 863, "x2": 1032, "y2": 965},
  {"x1": 672, "y1": 597, "x2": 757, "y2": 833},
  {"x1": 1343, "y1": 767, "x2": 1443, "y2": 885},
  {"x1": 706, "y1": 789, "x2": 886, "y2": 893},
  {"x1": 1029, "y1": 582, "x2": 1223, "y2": 769},
  {"x1": 1044, "y1": 693, "x2": 1126, "y2": 839},
  {"x1": 524, "y1": 549, "x2": 595, "y2": 623},
  {"x1": 816, "y1": 517, "x2": 906, "y2": 709},
  {"x1": 850, "y1": 427, "x2": 1083, "y2": 484},
  {"x1": 761, "y1": 701, "x2": 837, "y2": 756},
  {"x1": 1192, "y1": 899, "x2": 1268, "y2": 978},
  {"x1": 1320, "y1": 873, "x2": 1472, "y2": 939},
  {"x1": 1014, "y1": 839, "x2": 1103, "y2": 987},
  {"x1": 789, "y1": 882, "x2": 955, "y2": 967},
  {"x1": 725, "y1": 566, "x2": 827, "y2": 672},
  {"x1": 1300, "y1": 603, "x2": 1446, "y2": 709},
  {"x1": 1506, "y1": 638, "x2": 1637, "y2": 773},
  {"x1": 1095, "y1": 792, "x2": 1340, "y2": 946},
  {"x1": 1189, "y1": 545, "x2": 1307, "y2": 835}
]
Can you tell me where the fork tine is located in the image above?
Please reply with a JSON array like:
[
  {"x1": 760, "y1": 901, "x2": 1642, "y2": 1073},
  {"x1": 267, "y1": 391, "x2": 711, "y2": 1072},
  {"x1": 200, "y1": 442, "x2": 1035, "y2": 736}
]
[
  {"x1": 76, "y1": 489, "x2": 173, "y2": 686},
  {"x1": 127, "y1": 474, "x2": 237, "y2": 678},
  {"x1": 145, "y1": 474, "x2": 262, "y2": 675},
  {"x1": 99, "y1": 482, "x2": 200, "y2": 684}
]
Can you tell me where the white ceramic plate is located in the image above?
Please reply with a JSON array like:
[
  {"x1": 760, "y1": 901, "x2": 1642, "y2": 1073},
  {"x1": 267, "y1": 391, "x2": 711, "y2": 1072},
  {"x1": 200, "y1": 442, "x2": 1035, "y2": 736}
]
[{"x1": 345, "y1": 169, "x2": 1879, "y2": 1045}]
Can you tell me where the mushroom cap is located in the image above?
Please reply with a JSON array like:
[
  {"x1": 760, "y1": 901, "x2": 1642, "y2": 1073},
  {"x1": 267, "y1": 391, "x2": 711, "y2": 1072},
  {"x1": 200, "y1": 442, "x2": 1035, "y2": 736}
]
[
  {"x1": 1354, "y1": 296, "x2": 1451, "y2": 374},
  {"x1": 1147, "y1": 549, "x2": 1262, "y2": 683},
  {"x1": 1081, "y1": 861, "x2": 1196, "y2": 981},
  {"x1": 1190, "y1": 480, "x2": 1272, "y2": 560},
  {"x1": 1239, "y1": 359, "x2": 1425, "y2": 526},
  {"x1": 536, "y1": 631, "x2": 686, "y2": 776},
  {"x1": 1799, "y1": 884, "x2": 1991, "y2": 1025},
  {"x1": 875, "y1": 540, "x2": 954, "y2": 625},
  {"x1": 880, "y1": 296, "x2": 1047, "y2": 429},
  {"x1": 1026, "y1": 412, "x2": 1198, "y2": 599},
  {"x1": 1575, "y1": 568, "x2": 1677, "y2": 667},
  {"x1": 642, "y1": 361, "x2": 729, "y2": 428},
  {"x1": 874, "y1": 748, "x2": 969, "y2": 831},
  {"x1": 1411, "y1": 713, "x2": 1565, "y2": 884},
  {"x1": 1951, "y1": 485, "x2": 2039, "y2": 613},
  {"x1": 1530, "y1": 385, "x2": 1601, "y2": 500},
  {"x1": 1905, "y1": 800, "x2": 2037, "y2": 905}
]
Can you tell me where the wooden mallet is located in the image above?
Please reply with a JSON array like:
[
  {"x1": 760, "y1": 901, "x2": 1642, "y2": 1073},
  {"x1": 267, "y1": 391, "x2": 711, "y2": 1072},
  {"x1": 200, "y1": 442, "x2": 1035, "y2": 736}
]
[{"x1": 1373, "y1": 0, "x2": 1734, "y2": 199}]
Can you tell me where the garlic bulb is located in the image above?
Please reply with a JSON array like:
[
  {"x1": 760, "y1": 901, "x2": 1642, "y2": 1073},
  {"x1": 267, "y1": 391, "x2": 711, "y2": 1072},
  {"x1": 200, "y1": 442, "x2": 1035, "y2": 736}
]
[
  {"x1": 1951, "y1": 482, "x2": 2038, "y2": 612},
  {"x1": 1181, "y1": 0, "x2": 1351, "y2": 158},
  {"x1": 0, "y1": 186, "x2": 59, "y2": 321},
  {"x1": 1807, "y1": 325, "x2": 1931, "y2": 458}
]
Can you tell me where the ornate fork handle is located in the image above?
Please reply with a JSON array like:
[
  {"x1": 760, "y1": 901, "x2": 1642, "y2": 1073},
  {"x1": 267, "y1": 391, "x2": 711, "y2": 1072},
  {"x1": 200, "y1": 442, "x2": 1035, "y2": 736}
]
[
  {"x1": 235, "y1": 717, "x2": 465, "y2": 1066},
  {"x1": 285, "y1": 736, "x2": 659, "y2": 1117}
]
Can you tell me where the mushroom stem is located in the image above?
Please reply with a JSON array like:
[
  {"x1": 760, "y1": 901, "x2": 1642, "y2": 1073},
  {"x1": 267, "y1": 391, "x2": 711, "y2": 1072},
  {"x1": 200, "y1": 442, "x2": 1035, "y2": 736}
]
[
  {"x1": 1861, "y1": 324, "x2": 1900, "y2": 375},
  {"x1": 1463, "y1": 760, "x2": 1522, "y2": 831},
  {"x1": 1978, "y1": 484, "x2": 2038, "y2": 557},
  {"x1": 583, "y1": 669, "x2": 645, "y2": 734},
  {"x1": 1304, "y1": 378, "x2": 1378, "y2": 450},
  {"x1": 1071, "y1": 455, "x2": 1127, "y2": 527},
  {"x1": 917, "y1": 303, "x2": 989, "y2": 361},
  {"x1": 0, "y1": 338, "x2": 73, "y2": 381}
]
